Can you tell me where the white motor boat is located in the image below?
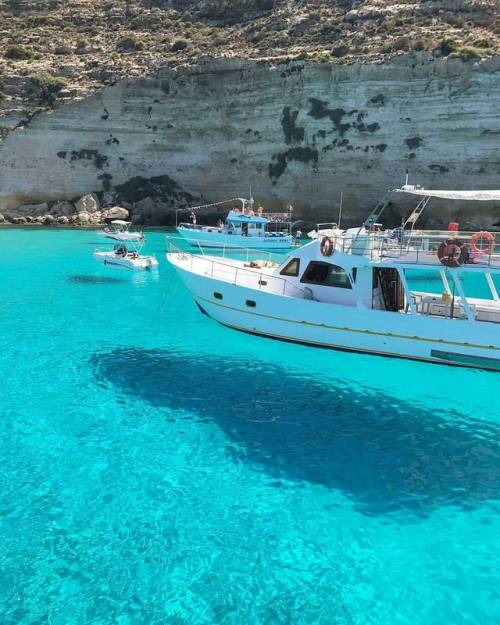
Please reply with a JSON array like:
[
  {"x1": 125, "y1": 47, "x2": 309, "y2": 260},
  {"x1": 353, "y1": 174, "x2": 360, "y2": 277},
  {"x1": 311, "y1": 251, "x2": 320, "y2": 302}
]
[
  {"x1": 176, "y1": 198, "x2": 296, "y2": 250},
  {"x1": 98, "y1": 220, "x2": 144, "y2": 242},
  {"x1": 94, "y1": 243, "x2": 158, "y2": 270},
  {"x1": 307, "y1": 223, "x2": 342, "y2": 240},
  {"x1": 168, "y1": 185, "x2": 500, "y2": 371}
]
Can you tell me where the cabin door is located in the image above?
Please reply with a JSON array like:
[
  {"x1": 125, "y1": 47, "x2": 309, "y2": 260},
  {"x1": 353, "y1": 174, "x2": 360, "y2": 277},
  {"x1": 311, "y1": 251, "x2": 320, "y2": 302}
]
[
  {"x1": 242, "y1": 223, "x2": 249, "y2": 236},
  {"x1": 374, "y1": 268, "x2": 405, "y2": 312}
]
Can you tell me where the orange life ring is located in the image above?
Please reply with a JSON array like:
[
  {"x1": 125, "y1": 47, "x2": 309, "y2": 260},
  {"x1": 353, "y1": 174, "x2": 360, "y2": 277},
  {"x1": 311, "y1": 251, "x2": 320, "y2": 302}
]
[
  {"x1": 470, "y1": 231, "x2": 495, "y2": 255},
  {"x1": 437, "y1": 238, "x2": 468, "y2": 268},
  {"x1": 320, "y1": 235, "x2": 335, "y2": 257}
]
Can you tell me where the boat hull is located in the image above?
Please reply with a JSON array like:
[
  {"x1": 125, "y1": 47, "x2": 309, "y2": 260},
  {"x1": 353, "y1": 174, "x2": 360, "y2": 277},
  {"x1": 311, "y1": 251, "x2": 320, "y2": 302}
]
[
  {"x1": 176, "y1": 228, "x2": 294, "y2": 249},
  {"x1": 170, "y1": 258, "x2": 500, "y2": 371},
  {"x1": 101, "y1": 232, "x2": 144, "y2": 242},
  {"x1": 94, "y1": 252, "x2": 158, "y2": 270}
]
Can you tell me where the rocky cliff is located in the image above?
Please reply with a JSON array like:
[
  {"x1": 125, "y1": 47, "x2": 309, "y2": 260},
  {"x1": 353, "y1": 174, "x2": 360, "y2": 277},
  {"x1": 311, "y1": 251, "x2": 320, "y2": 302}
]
[{"x1": 1, "y1": 53, "x2": 500, "y2": 228}]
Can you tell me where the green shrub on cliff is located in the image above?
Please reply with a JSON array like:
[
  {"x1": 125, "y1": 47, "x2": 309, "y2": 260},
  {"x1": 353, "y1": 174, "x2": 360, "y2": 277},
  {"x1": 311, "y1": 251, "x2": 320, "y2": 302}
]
[
  {"x1": 451, "y1": 46, "x2": 483, "y2": 61},
  {"x1": 473, "y1": 38, "x2": 492, "y2": 49},
  {"x1": 437, "y1": 38, "x2": 458, "y2": 56},
  {"x1": 26, "y1": 73, "x2": 67, "y2": 105},
  {"x1": 171, "y1": 39, "x2": 188, "y2": 52},
  {"x1": 116, "y1": 37, "x2": 144, "y2": 53},
  {"x1": 5, "y1": 45, "x2": 34, "y2": 60}
]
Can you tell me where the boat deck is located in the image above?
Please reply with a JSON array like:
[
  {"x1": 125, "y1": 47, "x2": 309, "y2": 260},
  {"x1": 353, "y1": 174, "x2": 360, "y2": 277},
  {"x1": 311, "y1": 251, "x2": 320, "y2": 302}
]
[{"x1": 170, "y1": 251, "x2": 312, "y2": 299}]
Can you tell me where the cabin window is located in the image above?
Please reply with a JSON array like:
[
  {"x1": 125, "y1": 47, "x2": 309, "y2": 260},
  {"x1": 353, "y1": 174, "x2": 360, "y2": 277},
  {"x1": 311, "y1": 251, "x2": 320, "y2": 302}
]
[
  {"x1": 214, "y1": 292, "x2": 223, "y2": 300},
  {"x1": 280, "y1": 258, "x2": 300, "y2": 277},
  {"x1": 300, "y1": 261, "x2": 353, "y2": 289},
  {"x1": 246, "y1": 300, "x2": 256, "y2": 307}
]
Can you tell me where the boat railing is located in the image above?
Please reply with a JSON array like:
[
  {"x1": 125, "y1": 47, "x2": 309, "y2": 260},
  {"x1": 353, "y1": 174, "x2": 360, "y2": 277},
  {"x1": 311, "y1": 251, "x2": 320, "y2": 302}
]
[
  {"x1": 334, "y1": 229, "x2": 500, "y2": 268},
  {"x1": 315, "y1": 222, "x2": 339, "y2": 230},
  {"x1": 165, "y1": 235, "x2": 285, "y2": 264},
  {"x1": 261, "y1": 212, "x2": 292, "y2": 223},
  {"x1": 166, "y1": 239, "x2": 313, "y2": 299}
]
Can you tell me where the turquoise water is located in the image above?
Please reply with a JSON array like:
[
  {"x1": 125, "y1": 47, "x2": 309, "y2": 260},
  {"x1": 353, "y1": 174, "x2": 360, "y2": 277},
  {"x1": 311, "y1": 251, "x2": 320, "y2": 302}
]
[{"x1": 1, "y1": 228, "x2": 499, "y2": 625}]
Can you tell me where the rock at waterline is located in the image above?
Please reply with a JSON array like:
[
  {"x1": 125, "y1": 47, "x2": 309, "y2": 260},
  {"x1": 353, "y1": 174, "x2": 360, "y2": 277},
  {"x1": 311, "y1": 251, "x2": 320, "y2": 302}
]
[
  {"x1": 0, "y1": 214, "x2": 4, "y2": 223},
  {"x1": 11, "y1": 202, "x2": 49, "y2": 217},
  {"x1": 102, "y1": 206, "x2": 129, "y2": 220},
  {"x1": 73, "y1": 211, "x2": 91, "y2": 225},
  {"x1": 50, "y1": 201, "x2": 75, "y2": 217},
  {"x1": 75, "y1": 193, "x2": 100, "y2": 214}
]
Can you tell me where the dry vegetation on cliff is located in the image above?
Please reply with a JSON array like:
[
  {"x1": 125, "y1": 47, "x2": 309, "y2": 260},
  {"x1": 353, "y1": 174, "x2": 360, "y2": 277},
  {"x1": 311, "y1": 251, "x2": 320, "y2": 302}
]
[{"x1": 0, "y1": 0, "x2": 498, "y2": 112}]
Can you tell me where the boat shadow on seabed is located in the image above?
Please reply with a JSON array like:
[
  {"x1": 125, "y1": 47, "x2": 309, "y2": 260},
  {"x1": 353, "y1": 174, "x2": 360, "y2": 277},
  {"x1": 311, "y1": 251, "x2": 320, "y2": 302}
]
[{"x1": 93, "y1": 348, "x2": 500, "y2": 519}]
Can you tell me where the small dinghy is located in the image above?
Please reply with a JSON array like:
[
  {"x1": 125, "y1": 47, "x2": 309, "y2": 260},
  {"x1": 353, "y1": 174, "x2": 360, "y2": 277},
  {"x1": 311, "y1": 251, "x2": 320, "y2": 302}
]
[
  {"x1": 94, "y1": 243, "x2": 158, "y2": 270},
  {"x1": 98, "y1": 220, "x2": 144, "y2": 242}
]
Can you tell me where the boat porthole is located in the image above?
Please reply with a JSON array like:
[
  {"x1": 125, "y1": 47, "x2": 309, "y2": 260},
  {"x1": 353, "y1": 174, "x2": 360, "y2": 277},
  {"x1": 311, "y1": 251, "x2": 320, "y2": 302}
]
[
  {"x1": 258, "y1": 280, "x2": 267, "y2": 286},
  {"x1": 246, "y1": 300, "x2": 256, "y2": 308},
  {"x1": 214, "y1": 292, "x2": 223, "y2": 300}
]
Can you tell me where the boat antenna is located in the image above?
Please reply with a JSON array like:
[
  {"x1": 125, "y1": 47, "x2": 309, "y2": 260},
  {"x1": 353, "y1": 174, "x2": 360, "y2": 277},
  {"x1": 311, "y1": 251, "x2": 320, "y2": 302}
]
[
  {"x1": 405, "y1": 168, "x2": 410, "y2": 187},
  {"x1": 338, "y1": 191, "x2": 344, "y2": 229}
]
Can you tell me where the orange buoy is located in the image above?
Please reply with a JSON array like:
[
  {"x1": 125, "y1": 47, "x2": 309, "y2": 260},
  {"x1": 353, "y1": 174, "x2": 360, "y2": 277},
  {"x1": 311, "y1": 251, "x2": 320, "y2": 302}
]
[
  {"x1": 437, "y1": 238, "x2": 468, "y2": 268},
  {"x1": 470, "y1": 231, "x2": 495, "y2": 255},
  {"x1": 320, "y1": 236, "x2": 335, "y2": 257}
]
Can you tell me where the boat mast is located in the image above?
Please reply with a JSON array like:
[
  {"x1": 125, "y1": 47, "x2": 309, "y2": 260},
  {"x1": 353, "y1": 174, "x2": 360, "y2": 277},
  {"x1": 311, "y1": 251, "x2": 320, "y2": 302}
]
[{"x1": 338, "y1": 191, "x2": 343, "y2": 229}]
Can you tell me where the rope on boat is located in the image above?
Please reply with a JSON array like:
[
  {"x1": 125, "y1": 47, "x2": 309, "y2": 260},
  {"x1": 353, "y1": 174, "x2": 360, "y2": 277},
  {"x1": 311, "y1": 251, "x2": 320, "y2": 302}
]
[{"x1": 179, "y1": 198, "x2": 243, "y2": 213}]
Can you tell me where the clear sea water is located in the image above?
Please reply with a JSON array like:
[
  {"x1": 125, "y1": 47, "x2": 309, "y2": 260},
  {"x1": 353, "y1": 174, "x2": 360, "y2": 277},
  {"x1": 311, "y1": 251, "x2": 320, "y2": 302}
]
[{"x1": 0, "y1": 228, "x2": 499, "y2": 625}]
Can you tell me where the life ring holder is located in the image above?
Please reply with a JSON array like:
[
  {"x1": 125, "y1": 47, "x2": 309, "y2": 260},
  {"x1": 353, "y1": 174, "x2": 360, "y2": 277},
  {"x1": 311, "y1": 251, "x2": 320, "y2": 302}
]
[
  {"x1": 437, "y1": 238, "x2": 468, "y2": 268},
  {"x1": 470, "y1": 231, "x2": 495, "y2": 255},
  {"x1": 320, "y1": 236, "x2": 335, "y2": 257}
]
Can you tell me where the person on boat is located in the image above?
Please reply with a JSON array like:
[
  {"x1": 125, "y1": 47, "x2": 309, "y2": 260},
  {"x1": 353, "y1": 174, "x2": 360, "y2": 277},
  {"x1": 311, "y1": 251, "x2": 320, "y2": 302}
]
[
  {"x1": 190, "y1": 212, "x2": 197, "y2": 225},
  {"x1": 295, "y1": 229, "x2": 302, "y2": 244}
]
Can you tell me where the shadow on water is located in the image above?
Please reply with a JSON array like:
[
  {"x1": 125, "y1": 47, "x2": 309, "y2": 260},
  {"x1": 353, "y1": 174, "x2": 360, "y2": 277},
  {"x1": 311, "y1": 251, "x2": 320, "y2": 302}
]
[
  {"x1": 93, "y1": 348, "x2": 500, "y2": 517},
  {"x1": 67, "y1": 274, "x2": 127, "y2": 285}
]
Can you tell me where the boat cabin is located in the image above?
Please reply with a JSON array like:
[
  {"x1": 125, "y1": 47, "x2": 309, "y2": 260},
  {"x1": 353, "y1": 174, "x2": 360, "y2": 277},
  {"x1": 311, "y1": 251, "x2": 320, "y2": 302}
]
[{"x1": 274, "y1": 236, "x2": 500, "y2": 324}]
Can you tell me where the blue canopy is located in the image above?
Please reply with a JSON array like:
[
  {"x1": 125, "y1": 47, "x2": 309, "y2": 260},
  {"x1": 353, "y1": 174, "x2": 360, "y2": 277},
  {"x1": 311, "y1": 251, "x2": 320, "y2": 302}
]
[{"x1": 226, "y1": 211, "x2": 268, "y2": 224}]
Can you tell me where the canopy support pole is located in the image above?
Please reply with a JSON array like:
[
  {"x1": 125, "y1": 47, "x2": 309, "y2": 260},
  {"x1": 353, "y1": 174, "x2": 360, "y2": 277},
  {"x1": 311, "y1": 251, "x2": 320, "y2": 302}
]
[
  {"x1": 485, "y1": 272, "x2": 499, "y2": 301},
  {"x1": 399, "y1": 268, "x2": 416, "y2": 315},
  {"x1": 450, "y1": 269, "x2": 475, "y2": 322},
  {"x1": 440, "y1": 270, "x2": 452, "y2": 295}
]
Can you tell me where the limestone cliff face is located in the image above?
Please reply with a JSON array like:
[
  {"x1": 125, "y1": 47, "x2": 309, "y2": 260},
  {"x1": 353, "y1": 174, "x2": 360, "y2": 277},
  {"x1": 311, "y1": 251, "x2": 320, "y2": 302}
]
[{"x1": 1, "y1": 53, "x2": 499, "y2": 228}]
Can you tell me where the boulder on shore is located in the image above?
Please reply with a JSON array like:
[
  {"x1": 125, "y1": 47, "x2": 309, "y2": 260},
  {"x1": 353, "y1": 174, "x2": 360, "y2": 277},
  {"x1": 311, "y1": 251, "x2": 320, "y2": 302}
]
[
  {"x1": 72, "y1": 211, "x2": 91, "y2": 225},
  {"x1": 88, "y1": 211, "x2": 103, "y2": 225},
  {"x1": 0, "y1": 214, "x2": 5, "y2": 223},
  {"x1": 50, "y1": 201, "x2": 75, "y2": 217},
  {"x1": 132, "y1": 197, "x2": 169, "y2": 225},
  {"x1": 12, "y1": 202, "x2": 49, "y2": 217},
  {"x1": 12, "y1": 216, "x2": 28, "y2": 224},
  {"x1": 75, "y1": 194, "x2": 100, "y2": 213},
  {"x1": 102, "y1": 206, "x2": 129, "y2": 220},
  {"x1": 57, "y1": 215, "x2": 69, "y2": 225},
  {"x1": 43, "y1": 214, "x2": 56, "y2": 225}
]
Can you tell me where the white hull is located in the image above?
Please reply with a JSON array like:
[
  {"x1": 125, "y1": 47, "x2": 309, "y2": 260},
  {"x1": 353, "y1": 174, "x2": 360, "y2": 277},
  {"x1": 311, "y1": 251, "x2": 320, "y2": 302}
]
[
  {"x1": 94, "y1": 251, "x2": 158, "y2": 270},
  {"x1": 176, "y1": 227, "x2": 294, "y2": 249},
  {"x1": 100, "y1": 231, "x2": 144, "y2": 242},
  {"x1": 169, "y1": 256, "x2": 500, "y2": 371}
]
